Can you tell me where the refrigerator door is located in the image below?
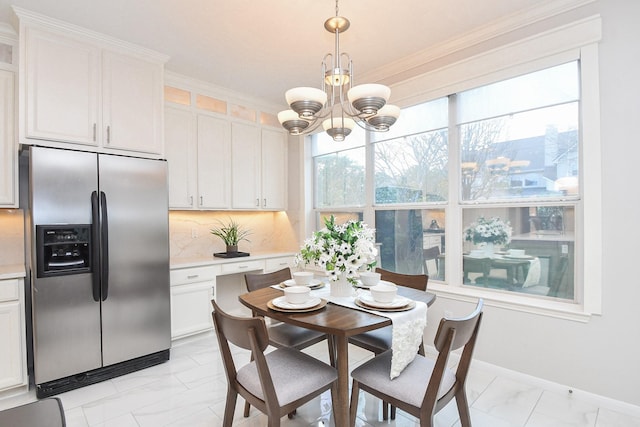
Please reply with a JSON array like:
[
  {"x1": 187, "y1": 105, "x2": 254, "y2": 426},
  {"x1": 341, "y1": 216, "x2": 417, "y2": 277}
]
[
  {"x1": 29, "y1": 147, "x2": 103, "y2": 383},
  {"x1": 98, "y1": 154, "x2": 171, "y2": 366}
]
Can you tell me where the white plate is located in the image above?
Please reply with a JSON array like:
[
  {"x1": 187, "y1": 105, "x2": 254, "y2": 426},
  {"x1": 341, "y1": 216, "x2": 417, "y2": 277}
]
[
  {"x1": 356, "y1": 279, "x2": 395, "y2": 289},
  {"x1": 357, "y1": 293, "x2": 411, "y2": 309},
  {"x1": 282, "y1": 279, "x2": 323, "y2": 287},
  {"x1": 271, "y1": 296, "x2": 322, "y2": 310},
  {"x1": 503, "y1": 254, "x2": 534, "y2": 260}
]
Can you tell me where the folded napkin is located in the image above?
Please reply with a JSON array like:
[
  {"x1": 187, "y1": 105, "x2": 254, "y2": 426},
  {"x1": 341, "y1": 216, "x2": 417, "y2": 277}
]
[
  {"x1": 522, "y1": 257, "x2": 542, "y2": 287},
  {"x1": 311, "y1": 284, "x2": 427, "y2": 379}
]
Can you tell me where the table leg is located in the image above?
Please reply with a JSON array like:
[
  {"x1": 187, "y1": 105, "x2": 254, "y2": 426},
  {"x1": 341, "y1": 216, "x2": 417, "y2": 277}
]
[{"x1": 333, "y1": 335, "x2": 349, "y2": 426}]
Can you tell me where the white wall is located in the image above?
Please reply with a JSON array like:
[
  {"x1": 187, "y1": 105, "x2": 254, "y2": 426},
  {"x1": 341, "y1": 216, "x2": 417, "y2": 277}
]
[{"x1": 423, "y1": 0, "x2": 640, "y2": 408}]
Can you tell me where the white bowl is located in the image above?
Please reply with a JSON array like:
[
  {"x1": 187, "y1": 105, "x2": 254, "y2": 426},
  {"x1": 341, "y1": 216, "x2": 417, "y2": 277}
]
[
  {"x1": 370, "y1": 283, "x2": 397, "y2": 303},
  {"x1": 359, "y1": 271, "x2": 381, "y2": 287},
  {"x1": 284, "y1": 286, "x2": 311, "y2": 304},
  {"x1": 293, "y1": 271, "x2": 314, "y2": 285}
]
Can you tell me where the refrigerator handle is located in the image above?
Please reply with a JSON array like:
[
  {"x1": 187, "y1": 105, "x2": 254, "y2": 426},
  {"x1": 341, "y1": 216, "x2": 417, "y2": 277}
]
[
  {"x1": 100, "y1": 191, "x2": 110, "y2": 301},
  {"x1": 91, "y1": 191, "x2": 101, "y2": 302}
]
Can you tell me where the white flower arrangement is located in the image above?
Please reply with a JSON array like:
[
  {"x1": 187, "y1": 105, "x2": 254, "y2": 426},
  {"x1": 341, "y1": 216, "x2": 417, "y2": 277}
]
[
  {"x1": 294, "y1": 215, "x2": 378, "y2": 282},
  {"x1": 464, "y1": 216, "x2": 512, "y2": 246}
]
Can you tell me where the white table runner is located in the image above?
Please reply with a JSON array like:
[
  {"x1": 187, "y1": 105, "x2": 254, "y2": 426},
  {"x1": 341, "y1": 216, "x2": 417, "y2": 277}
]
[{"x1": 310, "y1": 284, "x2": 427, "y2": 379}]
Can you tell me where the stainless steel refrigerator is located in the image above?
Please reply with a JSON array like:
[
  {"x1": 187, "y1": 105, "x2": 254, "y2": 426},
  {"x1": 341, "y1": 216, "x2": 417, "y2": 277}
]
[{"x1": 20, "y1": 145, "x2": 171, "y2": 398}]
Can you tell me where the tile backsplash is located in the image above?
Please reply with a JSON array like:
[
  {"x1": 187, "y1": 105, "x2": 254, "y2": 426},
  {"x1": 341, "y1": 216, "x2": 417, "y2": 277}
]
[
  {"x1": 169, "y1": 211, "x2": 298, "y2": 260},
  {"x1": 0, "y1": 209, "x2": 25, "y2": 266}
]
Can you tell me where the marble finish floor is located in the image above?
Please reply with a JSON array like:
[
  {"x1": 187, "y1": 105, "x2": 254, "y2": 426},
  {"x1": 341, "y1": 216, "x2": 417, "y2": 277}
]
[{"x1": 2, "y1": 331, "x2": 640, "y2": 427}]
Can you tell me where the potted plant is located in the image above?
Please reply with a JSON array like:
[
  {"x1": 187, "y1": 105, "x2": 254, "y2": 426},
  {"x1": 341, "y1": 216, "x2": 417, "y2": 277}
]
[{"x1": 210, "y1": 218, "x2": 251, "y2": 254}]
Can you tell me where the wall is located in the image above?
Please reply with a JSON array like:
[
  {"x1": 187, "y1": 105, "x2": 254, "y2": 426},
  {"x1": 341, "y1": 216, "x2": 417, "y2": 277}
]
[
  {"x1": 0, "y1": 209, "x2": 23, "y2": 266},
  {"x1": 169, "y1": 210, "x2": 298, "y2": 261},
  {"x1": 423, "y1": 0, "x2": 640, "y2": 409}
]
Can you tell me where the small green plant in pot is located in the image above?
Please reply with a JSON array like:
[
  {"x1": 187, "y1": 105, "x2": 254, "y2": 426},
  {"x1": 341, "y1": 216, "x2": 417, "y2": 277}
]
[{"x1": 210, "y1": 218, "x2": 251, "y2": 253}]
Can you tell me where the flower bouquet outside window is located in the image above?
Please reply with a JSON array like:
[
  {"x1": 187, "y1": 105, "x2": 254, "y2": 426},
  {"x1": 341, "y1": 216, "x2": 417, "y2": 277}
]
[
  {"x1": 294, "y1": 215, "x2": 378, "y2": 283},
  {"x1": 464, "y1": 216, "x2": 512, "y2": 246}
]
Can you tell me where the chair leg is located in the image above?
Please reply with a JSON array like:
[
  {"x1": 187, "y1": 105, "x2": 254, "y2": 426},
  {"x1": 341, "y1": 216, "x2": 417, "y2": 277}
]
[
  {"x1": 382, "y1": 400, "x2": 389, "y2": 420},
  {"x1": 349, "y1": 380, "x2": 360, "y2": 427},
  {"x1": 223, "y1": 390, "x2": 238, "y2": 427},
  {"x1": 455, "y1": 389, "x2": 472, "y2": 427},
  {"x1": 243, "y1": 400, "x2": 251, "y2": 418}
]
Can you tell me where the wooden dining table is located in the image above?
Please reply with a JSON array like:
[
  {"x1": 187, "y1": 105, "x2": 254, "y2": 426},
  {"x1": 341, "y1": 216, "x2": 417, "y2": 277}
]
[{"x1": 238, "y1": 285, "x2": 436, "y2": 426}]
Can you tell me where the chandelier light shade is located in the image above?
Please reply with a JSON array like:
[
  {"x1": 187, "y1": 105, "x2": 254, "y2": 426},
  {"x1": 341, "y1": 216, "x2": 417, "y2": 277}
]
[
  {"x1": 278, "y1": 0, "x2": 400, "y2": 141},
  {"x1": 322, "y1": 117, "x2": 355, "y2": 142}
]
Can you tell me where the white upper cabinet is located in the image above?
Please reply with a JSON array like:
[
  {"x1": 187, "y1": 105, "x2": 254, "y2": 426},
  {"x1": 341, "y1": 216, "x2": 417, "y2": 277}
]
[
  {"x1": 165, "y1": 107, "x2": 231, "y2": 210},
  {"x1": 16, "y1": 9, "x2": 167, "y2": 157},
  {"x1": 230, "y1": 124, "x2": 287, "y2": 211},
  {"x1": 165, "y1": 106, "x2": 196, "y2": 209},
  {"x1": 261, "y1": 128, "x2": 287, "y2": 210},
  {"x1": 0, "y1": 69, "x2": 15, "y2": 207},
  {"x1": 231, "y1": 122, "x2": 261, "y2": 209},
  {"x1": 197, "y1": 115, "x2": 231, "y2": 209}
]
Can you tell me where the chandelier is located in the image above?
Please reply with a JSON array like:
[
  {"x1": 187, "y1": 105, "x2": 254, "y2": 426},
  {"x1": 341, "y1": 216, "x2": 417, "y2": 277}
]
[{"x1": 277, "y1": 0, "x2": 400, "y2": 142}]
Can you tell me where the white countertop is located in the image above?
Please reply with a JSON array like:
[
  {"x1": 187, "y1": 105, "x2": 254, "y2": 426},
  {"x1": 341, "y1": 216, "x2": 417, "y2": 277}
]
[
  {"x1": 0, "y1": 264, "x2": 26, "y2": 280},
  {"x1": 170, "y1": 252, "x2": 296, "y2": 269}
]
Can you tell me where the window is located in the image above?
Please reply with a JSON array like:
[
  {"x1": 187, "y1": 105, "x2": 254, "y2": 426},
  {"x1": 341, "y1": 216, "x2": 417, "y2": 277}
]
[{"x1": 310, "y1": 17, "x2": 602, "y2": 318}]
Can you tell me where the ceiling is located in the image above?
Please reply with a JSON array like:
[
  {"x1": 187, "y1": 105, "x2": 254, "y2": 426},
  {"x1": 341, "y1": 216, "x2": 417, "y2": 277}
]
[{"x1": 0, "y1": 0, "x2": 550, "y2": 109}]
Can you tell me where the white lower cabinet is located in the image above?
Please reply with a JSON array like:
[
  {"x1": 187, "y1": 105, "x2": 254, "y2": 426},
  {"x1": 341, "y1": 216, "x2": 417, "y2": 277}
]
[
  {"x1": 0, "y1": 278, "x2": 27, "y2": 393},
  {"x1": 169, "y1": 255, "x2": 295, "y2": 341},
  {"x1": 170, "y1": 266, "x2": 217, "y2": 340}
]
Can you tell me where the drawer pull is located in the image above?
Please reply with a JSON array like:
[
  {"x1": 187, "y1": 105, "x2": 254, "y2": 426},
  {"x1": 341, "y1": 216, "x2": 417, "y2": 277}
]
[
  {"x1": 238, "y1": 265, "x2": 249, "y2": 269},
  {"x1": 187, "y1": 275, "x2": 199, "y2": 279}
]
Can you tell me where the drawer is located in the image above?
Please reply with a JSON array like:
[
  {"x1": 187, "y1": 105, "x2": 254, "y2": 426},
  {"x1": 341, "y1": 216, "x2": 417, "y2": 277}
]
[
  {"x1": 220, "y1": 259, "x2": 264, "y2": 275},
  {"x1": 265, "y1": 256, "x2": 293, "y2": 272},
  {"x1": 170, "y1": 265, "x2": 218, "y2": 285},
  {"x1": 0, "y1": 279, "x2": 20, "y2": 302}
]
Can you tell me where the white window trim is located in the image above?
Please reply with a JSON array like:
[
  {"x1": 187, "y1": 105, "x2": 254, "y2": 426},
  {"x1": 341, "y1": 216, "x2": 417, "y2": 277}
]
[{"x1": 387, "y1": 15, "x2": 603, "y2": 321}]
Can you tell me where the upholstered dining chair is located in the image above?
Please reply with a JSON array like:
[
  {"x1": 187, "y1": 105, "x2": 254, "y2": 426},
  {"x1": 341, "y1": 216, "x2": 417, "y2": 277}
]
[
  {"x1": 348, "y1": 267, "x2": 429, "y2": 419},
  {"x1": 0, "y1": 397, "x2": 66, "y2": 426},
  {"x1": 211, "y1": 300, "x2": 338, "y2": 427},
  {"x1": 243, "y1": 268, "x2": 334, "y2": 417},
  {"x1": 349, "y1": 299, "x2": 484, "y2": 427}
]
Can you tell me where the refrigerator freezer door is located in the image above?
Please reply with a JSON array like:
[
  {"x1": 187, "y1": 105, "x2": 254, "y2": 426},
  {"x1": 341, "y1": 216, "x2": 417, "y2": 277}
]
[
  {"x1": 98, "y1": 154, "x2": 171, "y2": 366},
  {"x1": 29, "y1": 147, "x2": 102, "y2": 383}
]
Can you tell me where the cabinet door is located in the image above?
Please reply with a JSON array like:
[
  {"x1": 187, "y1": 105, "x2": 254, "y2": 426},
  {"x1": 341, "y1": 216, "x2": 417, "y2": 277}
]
[
  {"x1": 261, "y1": 128, "x2": 287, "y2": 210},
  {"x1": 170, "y1": 282, "x2": 214, "y2": 340},
  {"x1": 197, "y1": 115, "x2": 231, "y2": 209},
  {"x1": 165, "y1": 107, "x2": 197, "y2": 209},
  {"x1": 23, "y1": 27, "x2": 100, "y2": 145},
  {"x1": 231, "y1": 122, "x2": 260, "y2": 209},
  {"x1": 0, "y1": 301, "x2": 25, "y2": 391},
  {"x1": 102, "y1": 51, "x2": 163, "y2": 155},
  {"x1": 0, "y1": 70, "x2": 15, "y2": 206}
]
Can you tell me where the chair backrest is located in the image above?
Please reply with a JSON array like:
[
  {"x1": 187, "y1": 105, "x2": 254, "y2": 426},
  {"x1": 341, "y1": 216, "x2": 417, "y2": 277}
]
[
  {"x1": 423, "y1": 246, "x2": 441, "y2": 276},
  {"x1": 244, "y1": 267, "x2": 292, "y2": 292},
  {"x1": 211, "y1": 300, "x2": 270, "y2": 353},
  {"x1": 375, "y1": 268, "x2": 428, "y2": 291},
  {"x1": 424, "y1": 299, "x2": 483, "y2": 409}
]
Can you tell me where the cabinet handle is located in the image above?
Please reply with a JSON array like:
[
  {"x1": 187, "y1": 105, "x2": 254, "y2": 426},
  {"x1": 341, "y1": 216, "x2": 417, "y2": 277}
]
[
  {"x1": 106, "y1": 126, "x2": 111, "y2": 144},
  {"x1": 190, "y1": 196, "x2": 194, "y2": 206},
  {"x1": 93, "y1": 123, "x2": 97, "y2": 141},
  {"x1": 187, "y1": 274, "x2": 199, "y2": 279},
  {"x1": 238, "y1": 265, "x2": 249, "y2": 269},
  {"x1": 200, "y1": 196, "x2": 203, "y2": 206},
  {"x1": 263, "y1": 198, "x2": 267, "y2": 207},
  {"x1": 255, "y1": 198, "x2": 259, "y2": 207}
]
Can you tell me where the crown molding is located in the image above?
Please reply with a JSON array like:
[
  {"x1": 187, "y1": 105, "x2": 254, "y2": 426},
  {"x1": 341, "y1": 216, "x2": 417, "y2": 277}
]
[
  {"x1": 360, "y1": 0, "x2": 596, "y2": 85},
  {"x1": 12, "y1": 6, "x2": 169, "y2": 63}
]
